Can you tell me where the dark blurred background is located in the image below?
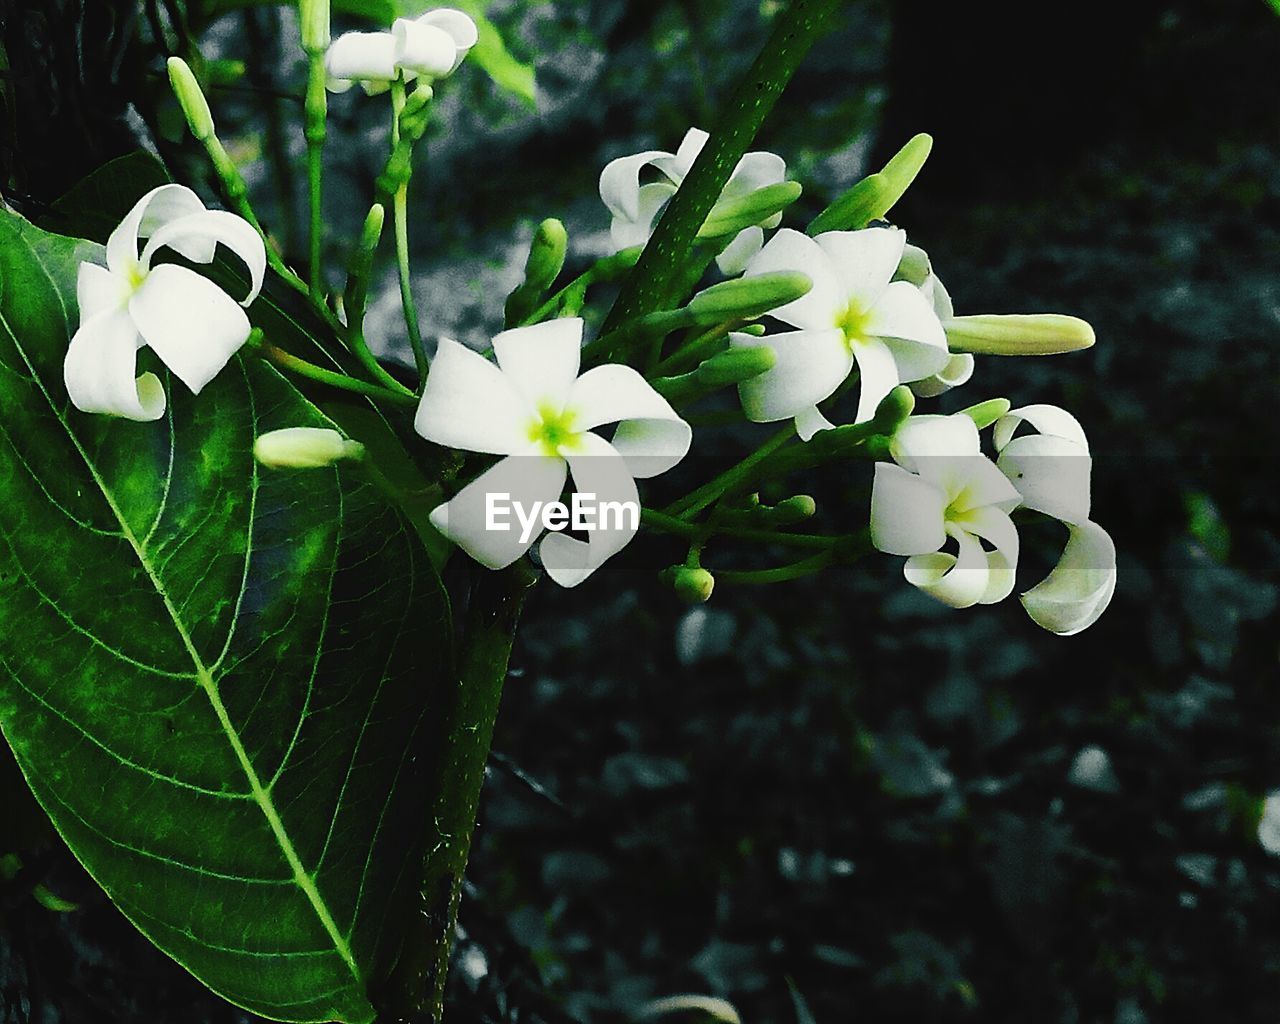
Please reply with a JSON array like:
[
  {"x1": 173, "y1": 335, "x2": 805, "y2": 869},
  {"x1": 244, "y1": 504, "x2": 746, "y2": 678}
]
[{"x1": 3, "y1": 1, "x2": 1279, "y2": 1021}]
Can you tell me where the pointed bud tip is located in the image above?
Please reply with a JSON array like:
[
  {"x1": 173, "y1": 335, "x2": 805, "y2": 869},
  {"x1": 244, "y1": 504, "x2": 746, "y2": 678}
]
[
  {"x1": 254, "y1": 427, "x2": 364, "y2": 469},
  {"x1": 167, "y1": 57, "x2": 215, "y2": 142}
]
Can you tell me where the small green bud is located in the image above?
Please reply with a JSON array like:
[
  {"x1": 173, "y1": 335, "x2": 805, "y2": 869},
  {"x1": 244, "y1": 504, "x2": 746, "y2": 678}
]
[
  {"x1": 205, "y1": 59, "x2": 246, "y2": 86},
  {"x1": 696, "y1": 345, "x2": 776, "y2": 387},
  {"x1": 944, "y1": 314, "x2": 1096, "y2": 356},
  {"x1": 698, "y1": 180, "x2": 804, "y2": 240},
  {"x1": 359, "y1": 203, "x2": 386, "y2": 252},
  {"x1": 505, "y1": 219, "x2": 569, "y2": 324},
  {"x1": 808, "y1": 133, "x2": 933, "y2": 234},
  {"x1": 769, "y1": 494, "x2": 817, "y2": 523},
  {"x1": 869, "y1": 384, "x2": 916, "y2": 435},
  {"x1": 738, "y1": 322, "x2": 767, "y2": 336},
  {"x1": 167, "y1": 57, "x2": 215, "y2": 142},
  {"x1": 686, "y1": 271, "x2": 812, "y2": 324},
  {"x1": 254, "y1": 428, "x2": 365, "y2": 469},
  {"x1": 959, "y1": 397, "x2": 1012, "y2": 430},
  {"x1": 668, "y1": 565, "x2": 716, "y2": 604},
  {"x1": 300, "y1": 0, "x2": 331, "y2": 53}
]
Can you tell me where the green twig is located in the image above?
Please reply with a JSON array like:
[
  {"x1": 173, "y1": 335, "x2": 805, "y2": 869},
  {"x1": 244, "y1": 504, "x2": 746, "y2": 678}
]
[
  {"x1": 665, "y1": 424, "x2": 796, "y2": 519},
  {"x1": 258, "y1": 340, "x2": 417, "y2": 406},
  {"x1": 390, "y1": 77, "x2": 428, "y2": 380}
]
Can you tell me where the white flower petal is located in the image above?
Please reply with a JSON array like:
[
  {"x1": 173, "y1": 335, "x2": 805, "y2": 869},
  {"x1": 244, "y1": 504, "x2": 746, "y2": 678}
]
[
  {"x1": 106, "y1": 183, "x2": 206, "y2": 277},
  {"x1": 793, "y1": 403, "x2": 836, "y2": 441},
  {"x1": 64, "y1": 308, "x2": 165, "y2": 422},
  {"x1": 492, "y1": 318, "x2": 583, "y2": 413},
  {"x1": 567, "y1": 364, "x2": 691, "y2": 478},
  {"x1": 815, "y1": 227, "x2": 906, "y2": 307},
  {"x1": 722, "y1": 150, "x2": 788, "y2": 201},
  {"x1": 609, "y1": 182, "x2": 676, "y2": 251},
  {"x1": 998, "y1": 434, "x2": 1092, "y2": 525},
  {"x1": 667, "y1": 127, "x2": 709, "y2": 178},
  {"x1": 891, "y1": 413, "x2": 982, "y2": 470},
  {"x1": 77, "y1": 261, "x2": 127, "y2": 317},
  {"x1": 730, "y1": 327, "x2": 851, "y2": 424},
  {"x1": 415, "y1": 336, "x2": 536, "y2": 455},
  {"x1": 140, "y1": 210, "x2": 266, "y2": 305},
  {"x1": 957, "y1": 506, "x2": 1020, "y2": 605},
  {"x1": 905, "y1": 526, "x2": 989, "y2": 609},
  {"x1": 910, "y1": 352, "x2": 973, "y2": 398},
  {"x1": 128, "y1": 264, "x2": 249, "y2": 395},
  {"x1": 417, "y1": 7, "x2": 478, "y2": 63},
  {"x1": 393, "y1": 19, "x2": 458, "y2": 77},
  {"x1": 744, "y1": 228, "x2": 844, "y2": 330},
  {"x1": 947, "y1": 456, "x2": 1023, "y2": 515},
  {"x1": 994, "y1": 403, "x2": 1090, "y2": 453},
  {"x1": 1021, "y1": 520, "x2": 1117, "y2": 635},
  {"x1": 866, "y1": 280, "x2": 949, "y2": 381},
  {"x1": 923, "y1": 273, "x2": 955, "y2": 320},
  {"x1": 540, "y1": 432, "x2": 640, "y2": 588},
  {"x1": 851, "y1": 336, "x2": 900, "y2": 424},
  {"x1": 870, "y1": 463, "x2": 948, "y2": 556},
  {"x1": 430, "y1": 453, "x2": 567, "y2": 570},
  {"x1": 600, "y1": 149, "x2": 677, "y2": 222},
  {"x1": 325, "y1": 31, "x2": 397, "y2": 88},
  {"x1": 715, "y1": 226, "x2": 764, "y2": 277}
]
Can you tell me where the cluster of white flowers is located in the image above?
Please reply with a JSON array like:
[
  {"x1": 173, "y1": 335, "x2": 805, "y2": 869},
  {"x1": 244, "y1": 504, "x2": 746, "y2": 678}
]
[
  {"x1": 324, "y1": 8, "x2": 477, "y2": 94},
  {"x1": 63, "y1": 92, "x2": 1114, "y2": 628}
]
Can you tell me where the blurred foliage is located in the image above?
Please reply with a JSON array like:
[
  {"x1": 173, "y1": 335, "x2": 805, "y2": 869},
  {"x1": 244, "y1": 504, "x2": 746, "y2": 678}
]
[{"x1": 3, "y1": 0, "x2": 1280, "y2": 1022}]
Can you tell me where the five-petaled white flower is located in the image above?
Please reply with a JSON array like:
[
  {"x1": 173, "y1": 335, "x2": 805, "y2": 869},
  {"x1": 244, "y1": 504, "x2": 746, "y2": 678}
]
[
  {"x1": 415, "y1": 318, "x2": 692, "y2": 587},
  {"x1": 65, "y1": 183, "x2": 266, "y2": 422},
  {"x1": 728, "y1": 226, "x2": 950, "y2": 440},
  {"x1": 871, "y1": 413, "x2": 1022, "y2": 609},
  {"x1": 994, "y1": 405, "x2": 1117, "y2": 635},
  {"x1": 326, "y1": 8, "x2": 477, "y2": 94},
  {"x1": 599, "y1": 127, "x2": 787, "y2": 276}
]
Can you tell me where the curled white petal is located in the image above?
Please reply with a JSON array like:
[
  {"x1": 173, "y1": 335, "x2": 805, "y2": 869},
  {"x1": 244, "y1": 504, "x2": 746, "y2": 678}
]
[
  {"x1": 567, "y1": 364, "x2": 691, "y2": 478},
  {"x1": 715, "y1": 226, "x2": 764, "y2": 277},
  {"x1": 865, "y1": 280, "x2": 950, "y2": 382},
  {"x1": 904, "y1": 527, "x2": 990, "y2": 609},
  {"x1": 325, "y1": 31, "x2": 397, "y2": 90},
  {"x1": 793, "y1": 403, "x2": 836, "y2": 441},
  {"x1": 911, "y1": 352, "x2": 974, "y2": 399},
  {"x1": 599, "y1": 149, "x2": 678, "y2": 223},
  {"x1": 418, "y1": 8, "x2": 479, "y2": 53},
  {"x1": 492, "y1": 318, "x2": 583, "y2": 414},
  {"x1": 1021, "y1": 521, "x2": 1117, "y2": 635},
  {"x1": 724, "y1": 149, "x2": 788, "y2": 198},
  {"x1": 998, "y1": 433, "x2": 1092, "y2": 525},
  {"x1": 393, "y1": 19, "x2": 458, "y2": 78},
  {"x1": 540, "y1": 433, "x2": 640, "y2": 588},
  {"x1": 994, "y1": 403, "x2": 1090, "y2": 453},
  {"x1": 414, "y1": 337, "x2": 536, "y2": 455},
  {"x1": 128, "y1": 264, "x2": 250, "y2": 395},
  {"x1": 730, "y1": 328, "x2": 850, "y2": 425},
  {"x1": 64, "y1": 308, "x2": 165, "y2": 422},
  {"x1": 851, "y1": 336, "x2": 901, "y2": 425},
  {"x1": 430, "y1": 454, "x2": 567, "y2": 570},
  {"x1": 106, "y1": 183, "x2": 205, "y2": 276},
  {"x1": 959, "y1": 505, "x2": 1020, "y2": 605},
  {"x1": 141, "y1": 210, "x2": 266, "y2": 305},
  {"x1": 870, "y1": 462, "x2": 948, "y2": 556},
  {"x1": 610, "y1": 182, "x2": 676, "y2": 251}
]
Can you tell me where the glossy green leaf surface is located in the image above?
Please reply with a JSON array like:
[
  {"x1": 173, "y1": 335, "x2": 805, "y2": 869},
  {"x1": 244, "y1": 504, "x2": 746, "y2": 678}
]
[{"x1": 0, "y1": 208, "x2": 450, "y2": 1023}]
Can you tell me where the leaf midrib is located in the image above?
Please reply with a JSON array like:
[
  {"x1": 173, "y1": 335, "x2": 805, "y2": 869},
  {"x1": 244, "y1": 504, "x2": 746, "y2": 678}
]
[{"x1": 0, "y1": 229, "x2": 364, "y2": 992}]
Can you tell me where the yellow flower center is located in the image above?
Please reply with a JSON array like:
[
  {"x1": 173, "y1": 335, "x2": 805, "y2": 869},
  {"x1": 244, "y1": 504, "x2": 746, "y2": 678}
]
[
  {"x1": 126, "y1": 262, "x2": 149, "y2": 293},
  {"x1": 835, "y1": 302, "x2": 872, "y2": 348},
  {"x1": 527, "y1": 403, "x2": 582, "y2": 457}
]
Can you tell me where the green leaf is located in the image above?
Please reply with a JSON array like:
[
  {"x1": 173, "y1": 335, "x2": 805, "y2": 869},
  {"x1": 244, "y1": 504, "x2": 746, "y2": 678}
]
[{"x1": 0, "y1": 208, "x2": 451, "y2": 1022}]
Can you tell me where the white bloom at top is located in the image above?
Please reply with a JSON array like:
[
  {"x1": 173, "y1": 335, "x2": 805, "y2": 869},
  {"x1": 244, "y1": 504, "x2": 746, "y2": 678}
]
[
  {"x1": 728, "y1": 227, "x2": 950, "y2": 440},
  {"x1": 65, "y1": 183, "x2": 265, "y2": 422},
  {"x1": 599, "y1": 127, "x2": 787, "y2": 275},
  {"x1": 995, "y1": 404, "x2": 1116, "y2": 635},
  {"x1": 415, "y1": 318, "x2": 692, "y2": 587},
  {"x1": 870, "y1": 413, "x2": 1022, "y2": 609},
  {"x1": 326, "y1": 8, "x2": 477, "y2": 94}
]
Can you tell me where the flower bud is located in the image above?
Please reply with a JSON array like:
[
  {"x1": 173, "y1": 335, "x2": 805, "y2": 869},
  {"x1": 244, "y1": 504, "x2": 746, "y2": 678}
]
[
  {"x1": 505, "y1": 219, "x2": 569, "y2": 324},
  {"x1": 808, "y1": 133, "x2": 932, "y2": 233},
  {"x1": 958, "y1": 397, "x2": 1012, "y2": 429},
  {"x1": 695, "y1": 345, "x2": 776, "y2": 387},
  {"x1": 254, "y1": 428, "x2": 364, "y2": 469},
  {"x1": 299, "y1": 0, "x2": 330, "y2": 53},
  {"x1": 167, "y1": 57, "x2": 215, "y2": 142},
  {"x1": 667, "y1": 565, "x2": 716, "y2": 604},
  {"x1": 766, "y1": 494, "x2": 817, "y2": 524},
  {"x1": 686, "y1": 271, "x2": 812, "y2": 324},
  {"x1": 698, "y1": 180, "x2": 803, "y2": 240},
  {"x1": 869, "y1": 384, "x2": 916, "y2": 434},
  {"x1": 944, "y1": 314, "x2": 1096, "y2": 356}
]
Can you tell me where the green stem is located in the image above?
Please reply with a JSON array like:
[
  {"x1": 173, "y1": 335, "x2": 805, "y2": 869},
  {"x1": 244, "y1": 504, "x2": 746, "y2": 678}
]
[
  {"x1": 347, "y1": 328, "x2": 418, "y2": 397},
  {"x1": 390, "y1": 78, "x2": 429, "y2": 381},
  {"x1": 665, "y1": 424, "x2": 796, "y2": 519},
  {"x1": 601, "y1": 0, "x2": 843, "y2": 333},
  {"x1": 258, "y1": 341, "x2": 417, "y2": 406},
  {"x1": 381, "y1": 564, "x2": 537, "y2": 1024},
  {"x1": 642, "y1": 507, "x2": 838, "y2": 549},
  {"x1": 304, "y1": 40, "x2": 327, "y2": 300}
]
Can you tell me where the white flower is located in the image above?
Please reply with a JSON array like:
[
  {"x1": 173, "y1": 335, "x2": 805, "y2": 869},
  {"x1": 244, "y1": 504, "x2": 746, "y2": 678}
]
[
  {"x1": 996, "y1": 405, "x2": 1116, "y2": 635},
  {"x1": 64, "y1": 183, "x2": 265, "y2": 422},
  {"x1": 895, "y1": 243, "x2": 974, "y2": 399},
  {"x1": 415, "y1": 318, "x2": 692, "y2": 587},
  {"x1": 598, "y1": 127, "x2": 787, "y2": 275},
  {"x1": 326, "y1": 8, "x2": 477, "y2": 94},
  {"x1": 728, "y1": 227, "x2": 950, "y2": 440},
  {"x1": 870, "y1": 413, "x2": 1022, "y2": 609}
]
